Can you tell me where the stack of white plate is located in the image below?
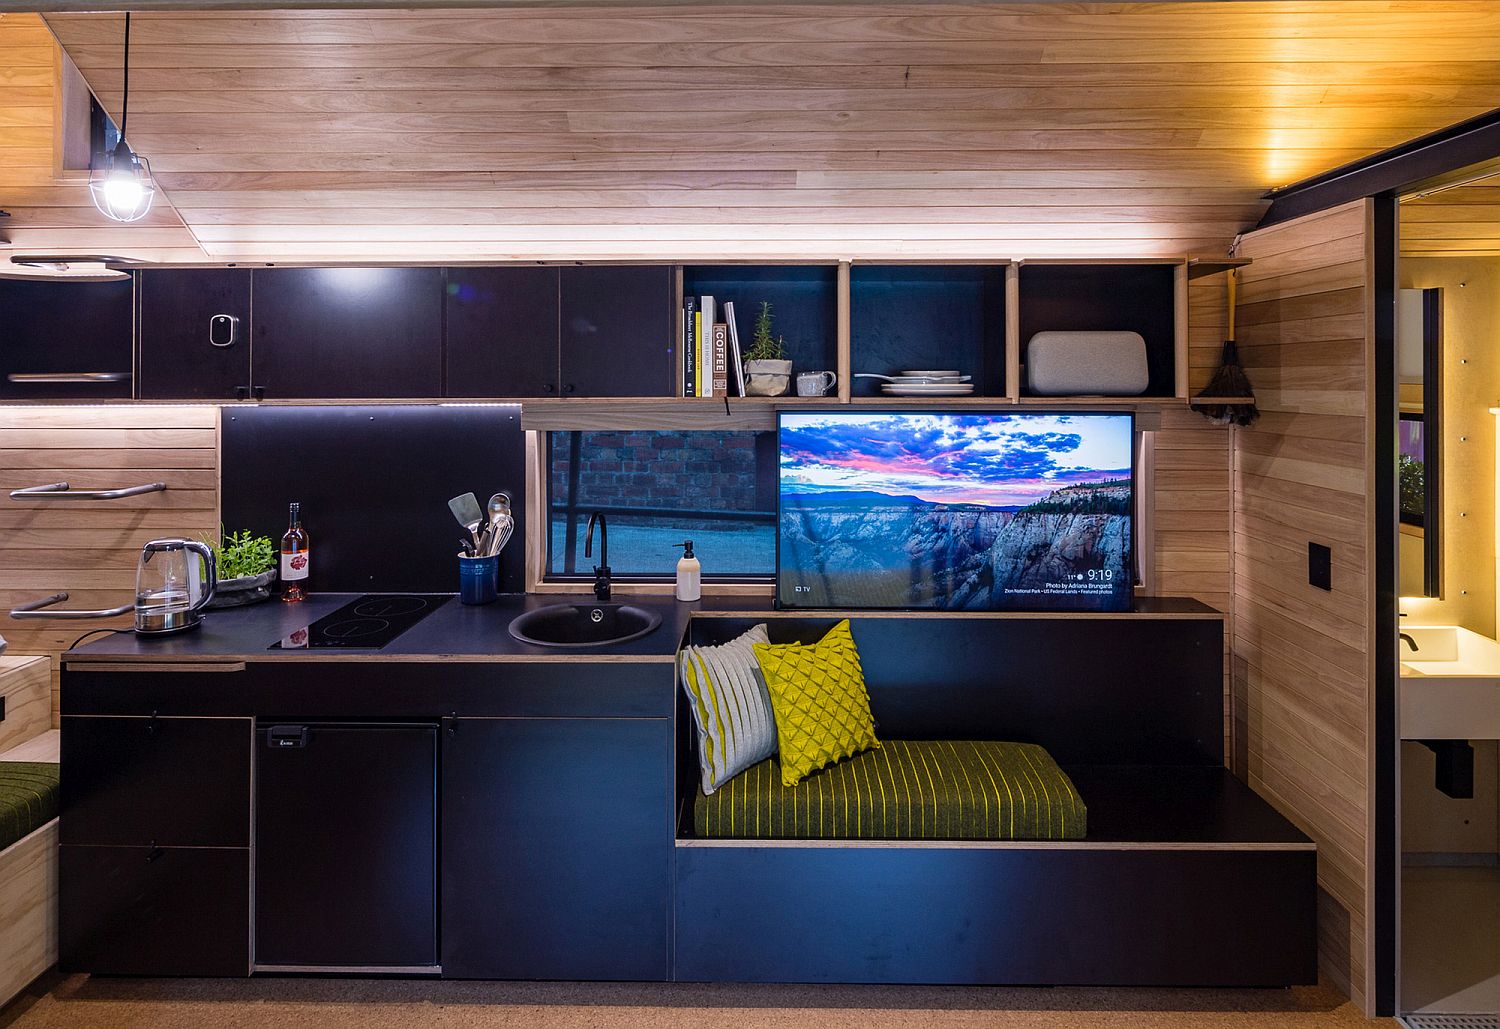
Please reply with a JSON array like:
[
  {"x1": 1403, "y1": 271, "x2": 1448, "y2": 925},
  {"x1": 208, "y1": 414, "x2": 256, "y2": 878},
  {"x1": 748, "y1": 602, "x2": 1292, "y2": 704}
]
[{"x1": 858, "y1": 370, "x2": 974, "y2": 396}]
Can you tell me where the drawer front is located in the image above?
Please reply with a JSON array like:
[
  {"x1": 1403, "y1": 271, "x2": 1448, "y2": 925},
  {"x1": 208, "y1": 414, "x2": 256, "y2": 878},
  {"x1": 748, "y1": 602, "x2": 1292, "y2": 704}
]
[
  {"x1": 60, "y1": 844, "x2": 250, "y2": 976},
  {"x1": 61, "y1": 716, "x2": 252, "y2": 847}
]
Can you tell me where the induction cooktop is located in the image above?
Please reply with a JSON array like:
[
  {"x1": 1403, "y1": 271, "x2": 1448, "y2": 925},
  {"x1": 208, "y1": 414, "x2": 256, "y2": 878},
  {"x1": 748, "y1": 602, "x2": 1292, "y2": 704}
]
[{"x1": 270, "y1": 594, "x2": 450, "y2": 650}]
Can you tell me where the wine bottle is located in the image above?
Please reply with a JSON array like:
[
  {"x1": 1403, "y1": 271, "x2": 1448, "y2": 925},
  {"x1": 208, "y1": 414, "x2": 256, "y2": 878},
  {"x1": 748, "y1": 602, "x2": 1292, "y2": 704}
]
[{"x1": 280, "y1": 501, "x2": 309, "y2": 603}]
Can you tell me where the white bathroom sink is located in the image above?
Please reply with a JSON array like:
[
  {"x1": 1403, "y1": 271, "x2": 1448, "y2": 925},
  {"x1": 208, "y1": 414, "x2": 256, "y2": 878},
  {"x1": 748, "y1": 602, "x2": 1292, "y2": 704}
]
[{"x1": 1400, "y1": 625, "x2": 1500, "y2": 739}]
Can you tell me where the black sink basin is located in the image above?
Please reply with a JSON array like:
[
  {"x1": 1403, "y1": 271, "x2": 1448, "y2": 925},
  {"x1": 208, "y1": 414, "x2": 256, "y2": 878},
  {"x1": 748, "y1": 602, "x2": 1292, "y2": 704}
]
[{"x1": 507, "y1": 602, "x2": 663, "y2": 649}]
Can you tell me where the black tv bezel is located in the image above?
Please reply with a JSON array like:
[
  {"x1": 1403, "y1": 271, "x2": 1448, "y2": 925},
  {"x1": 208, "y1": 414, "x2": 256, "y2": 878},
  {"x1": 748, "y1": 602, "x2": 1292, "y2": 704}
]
[{"x1": 773, "y1": 406, "x2": 1137, "y2": 613}]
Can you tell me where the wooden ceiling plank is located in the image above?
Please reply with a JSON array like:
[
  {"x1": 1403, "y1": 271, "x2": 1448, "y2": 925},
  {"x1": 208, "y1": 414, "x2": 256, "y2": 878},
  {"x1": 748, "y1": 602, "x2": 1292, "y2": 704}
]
[
  {"x1": 44, "y1": 9, "x2": 1500, "y2": 47},
  {"x1": 163, "y1": 189, "x2": 1266, "y2": 210},
  {"x1": 90, "y1": 105, "x2": 1500, "y2": 135},
  {"x1": 56, "y1": 39, "x2": 1500, "y2": 68},
  {"x1": 87, "y1": 84, "x2": 1500, "y2": 115},
  {"x1": 71, "y1": 61, "x2": 1500, "y2": 92}
]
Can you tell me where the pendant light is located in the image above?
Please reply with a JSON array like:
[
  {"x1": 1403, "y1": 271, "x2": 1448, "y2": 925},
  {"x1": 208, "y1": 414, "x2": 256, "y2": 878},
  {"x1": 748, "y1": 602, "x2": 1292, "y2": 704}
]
[{"x1": 89, "y1": 12, "x2": 156, "y2": 223}]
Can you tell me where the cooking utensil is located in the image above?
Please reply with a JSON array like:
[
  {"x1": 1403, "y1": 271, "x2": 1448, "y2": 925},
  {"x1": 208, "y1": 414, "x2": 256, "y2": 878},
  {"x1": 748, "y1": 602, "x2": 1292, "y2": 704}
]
[
  {"x1": 486, "y1": 492, "x2": 510, "y2": 528},
  {"x1": 488, "y1": 514, "x2": 514, "y2": 558},
  {"x1": 448, "y1": 493, "x2": 484, "y2": 552},
  {"x1": 485, "y1": 492, "x2": 514, "y2": 558}
]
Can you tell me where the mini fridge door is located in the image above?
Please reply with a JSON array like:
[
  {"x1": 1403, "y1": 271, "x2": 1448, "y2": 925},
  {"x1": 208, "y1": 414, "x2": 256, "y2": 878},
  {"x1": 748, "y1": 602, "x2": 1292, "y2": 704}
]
[{"x1": 255, "y1": 722, "x2": 438, "y2": 971}]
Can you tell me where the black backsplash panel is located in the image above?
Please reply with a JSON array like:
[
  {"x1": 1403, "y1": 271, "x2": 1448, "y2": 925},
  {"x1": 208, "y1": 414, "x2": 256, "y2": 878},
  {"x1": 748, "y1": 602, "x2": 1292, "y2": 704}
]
[{"x1": 222, "y1": 405, "x2": 525, "y2": 593}]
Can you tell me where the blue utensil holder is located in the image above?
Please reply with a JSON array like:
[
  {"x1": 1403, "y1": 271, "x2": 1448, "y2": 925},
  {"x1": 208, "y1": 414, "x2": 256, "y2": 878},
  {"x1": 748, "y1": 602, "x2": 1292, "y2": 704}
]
[{"x1": 458, "y1": 553, "x2": 499, "y2": 605}]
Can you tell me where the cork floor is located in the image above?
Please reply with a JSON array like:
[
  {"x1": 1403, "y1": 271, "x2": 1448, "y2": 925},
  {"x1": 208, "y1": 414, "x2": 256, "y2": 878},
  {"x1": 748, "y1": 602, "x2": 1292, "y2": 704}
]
[{"x1": 1, "y1": 975, "x2": 1388, "y2": 1029}]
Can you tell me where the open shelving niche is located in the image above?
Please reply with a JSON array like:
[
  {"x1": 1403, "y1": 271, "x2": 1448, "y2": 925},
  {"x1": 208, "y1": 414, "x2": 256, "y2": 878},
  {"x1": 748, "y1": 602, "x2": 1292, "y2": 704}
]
[{"x1": 524, "y1": 256, "x2": 1250, "y2": 433}]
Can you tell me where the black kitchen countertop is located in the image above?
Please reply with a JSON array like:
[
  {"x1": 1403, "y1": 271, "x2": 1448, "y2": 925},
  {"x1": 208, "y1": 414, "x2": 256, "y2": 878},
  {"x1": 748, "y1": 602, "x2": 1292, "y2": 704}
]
[
  {"x1": 60, "y1": 593, "x2": 1220, "y2": 666},
  {"x1": 61, "y1": 592, "x2": 715, "y2": 665}
]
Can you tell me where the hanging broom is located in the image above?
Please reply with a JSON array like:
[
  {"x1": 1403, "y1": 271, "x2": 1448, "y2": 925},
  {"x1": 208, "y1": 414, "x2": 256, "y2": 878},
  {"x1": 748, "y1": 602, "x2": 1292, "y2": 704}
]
[{"x1": 1194, "y1": 268, "x2": 1259, "y2": 426}]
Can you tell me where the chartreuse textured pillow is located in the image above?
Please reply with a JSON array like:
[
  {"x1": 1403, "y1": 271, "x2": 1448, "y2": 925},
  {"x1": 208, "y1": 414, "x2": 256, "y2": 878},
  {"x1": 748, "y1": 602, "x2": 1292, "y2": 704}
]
[
  {"x1": 753, "y1": 619, "x2": 880, "y2": 787},
  {"x1": 679, "y1": 623, "x2": 777, "y2": 794}
]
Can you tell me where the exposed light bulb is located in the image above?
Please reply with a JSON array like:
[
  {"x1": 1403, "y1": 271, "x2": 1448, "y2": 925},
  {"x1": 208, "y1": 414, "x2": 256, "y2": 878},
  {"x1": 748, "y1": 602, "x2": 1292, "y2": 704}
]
[
  {"x1": 89, "y1": 142, "x2": 156, "y2": 223},
  {"x1": 102, "y1": 173, "x2": 144, "y2": 212}
]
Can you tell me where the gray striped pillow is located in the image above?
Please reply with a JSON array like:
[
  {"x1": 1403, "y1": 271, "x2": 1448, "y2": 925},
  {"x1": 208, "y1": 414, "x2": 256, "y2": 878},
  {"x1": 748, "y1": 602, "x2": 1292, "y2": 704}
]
[{"x1": 679, "y1": 624, "x2": 776, "y2": 794}]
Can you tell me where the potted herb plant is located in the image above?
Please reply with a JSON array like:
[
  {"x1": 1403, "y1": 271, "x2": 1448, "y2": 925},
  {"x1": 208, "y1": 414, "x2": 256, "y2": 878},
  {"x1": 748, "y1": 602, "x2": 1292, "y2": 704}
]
[
  {"x1": 744, "y1": 301, "x2": 793, "y2": 396},
  {"x1": 203, "y1": 526, "x2": 277, "y2": 608}
]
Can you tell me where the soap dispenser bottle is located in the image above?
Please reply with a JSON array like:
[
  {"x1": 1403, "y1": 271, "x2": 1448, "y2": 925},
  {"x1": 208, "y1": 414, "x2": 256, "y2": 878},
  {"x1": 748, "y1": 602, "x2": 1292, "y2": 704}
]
[{"x1": 674, "y1": 540, "x2": 701, "y2": 602}]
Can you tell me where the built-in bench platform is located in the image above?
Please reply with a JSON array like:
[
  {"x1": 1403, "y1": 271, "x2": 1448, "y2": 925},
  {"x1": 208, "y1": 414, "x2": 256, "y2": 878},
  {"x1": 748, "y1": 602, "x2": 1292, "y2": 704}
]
[
  {"x1": 672, "y1": 611, "x2": 1316, "y2": 988},
  {"x1": 0, "y1": 656, "x2": 59, "y2": 1009}
]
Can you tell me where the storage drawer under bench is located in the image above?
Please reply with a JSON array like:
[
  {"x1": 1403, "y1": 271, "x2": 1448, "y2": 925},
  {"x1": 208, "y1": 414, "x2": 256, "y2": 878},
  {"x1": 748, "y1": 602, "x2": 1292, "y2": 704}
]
[
  {"x1": 675, "y1": 838, "x2": 1314, "y2": 987},
  {"x1": 673, "y1": 764, "x2": 1317, "y2": 988}
]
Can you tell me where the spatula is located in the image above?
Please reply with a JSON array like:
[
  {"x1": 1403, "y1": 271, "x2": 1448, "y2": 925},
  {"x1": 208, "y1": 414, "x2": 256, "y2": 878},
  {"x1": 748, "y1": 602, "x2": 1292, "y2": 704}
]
[{"x1": 448, "y1": 493, "x2": 485, "y2": 553}]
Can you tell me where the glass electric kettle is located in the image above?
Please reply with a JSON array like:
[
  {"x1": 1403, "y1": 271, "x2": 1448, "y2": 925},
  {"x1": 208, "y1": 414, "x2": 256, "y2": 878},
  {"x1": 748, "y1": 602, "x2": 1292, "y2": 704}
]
[{"x1": 135, "y1": 538, "x2": 217, "y2": 635}]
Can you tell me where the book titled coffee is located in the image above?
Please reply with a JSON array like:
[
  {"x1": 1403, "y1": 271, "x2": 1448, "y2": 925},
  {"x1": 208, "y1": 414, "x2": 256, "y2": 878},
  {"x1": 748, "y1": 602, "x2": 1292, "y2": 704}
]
[{"x1": 711, "y1": 322, "x2": 730, "y2": 397}]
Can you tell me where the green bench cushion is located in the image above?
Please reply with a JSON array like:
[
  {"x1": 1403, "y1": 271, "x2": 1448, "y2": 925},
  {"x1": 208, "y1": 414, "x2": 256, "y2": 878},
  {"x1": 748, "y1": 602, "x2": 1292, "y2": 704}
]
[
  {"x1": 0, "y1": 762, "x2": 59, "y2": 853},
  {"x1": 694, "y1": 740, "x2": 1086, "y2": 840}
]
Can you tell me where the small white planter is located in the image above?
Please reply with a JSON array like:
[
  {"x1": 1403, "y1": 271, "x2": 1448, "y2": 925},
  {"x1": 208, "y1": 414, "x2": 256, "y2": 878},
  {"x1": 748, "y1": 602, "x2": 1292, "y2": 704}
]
[{"x1": 744, "y1": 359, "x2": 793, "y2": 397}]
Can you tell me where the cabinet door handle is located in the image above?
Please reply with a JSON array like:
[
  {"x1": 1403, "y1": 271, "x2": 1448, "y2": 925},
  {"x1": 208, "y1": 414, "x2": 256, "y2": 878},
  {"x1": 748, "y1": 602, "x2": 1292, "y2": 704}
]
[
  {"x1": 563, "y1": 383, "x2": 576, "y2": 394},
  {"x1": 234, "y1": 385, "x2": 250, "y2": 401},
  {"x1": 542, "y1": 383, "x2": 556, "y2": 394},
  {"x1": 209, "y1": 314, "x2": 239, "y2": 348},
  {"x1": 252, "y1": 385, "x2": 266, "y2": 401},
  {"x1": 7, "y1": 372, "x2": 131, "y2": 384}
]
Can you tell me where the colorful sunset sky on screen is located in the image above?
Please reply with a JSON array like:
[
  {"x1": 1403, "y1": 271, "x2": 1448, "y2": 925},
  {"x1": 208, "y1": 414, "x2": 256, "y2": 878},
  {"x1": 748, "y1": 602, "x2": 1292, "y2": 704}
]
[{"x1": 780, "y1": 412, "x2": 1133, "y2": 508}]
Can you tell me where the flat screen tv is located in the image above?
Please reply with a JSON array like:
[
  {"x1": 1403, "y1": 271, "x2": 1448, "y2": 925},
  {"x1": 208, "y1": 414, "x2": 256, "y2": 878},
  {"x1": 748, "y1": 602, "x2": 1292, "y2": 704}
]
[{"x1": 777, "y1": 410, "x2": 1134, "y2": 612}]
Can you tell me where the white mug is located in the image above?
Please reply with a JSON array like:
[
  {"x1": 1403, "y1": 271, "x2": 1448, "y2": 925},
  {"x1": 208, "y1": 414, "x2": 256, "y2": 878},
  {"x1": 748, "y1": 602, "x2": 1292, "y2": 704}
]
[{"x1": 796, "y1": 371, "x2": 838, "y2": 396}]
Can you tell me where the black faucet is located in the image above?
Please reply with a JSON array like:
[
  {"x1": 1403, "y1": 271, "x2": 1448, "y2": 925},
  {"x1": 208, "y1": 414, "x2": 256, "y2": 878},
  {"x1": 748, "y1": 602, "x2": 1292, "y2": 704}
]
[
  {"x1": 584, "y1": 512, "x2": 611, "y2": 601},
  {"x1": 1399, "y1": 612, "x2": 1419, "y2": 653}
]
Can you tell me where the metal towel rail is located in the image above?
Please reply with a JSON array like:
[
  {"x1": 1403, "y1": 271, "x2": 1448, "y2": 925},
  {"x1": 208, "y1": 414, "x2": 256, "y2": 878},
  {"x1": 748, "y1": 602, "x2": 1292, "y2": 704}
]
[
  {"x1": 10, "y1": 481, "x2": 166, "y2": 501},
  {"x1": 9, "y1": 592, "x2": 134, "y2": 620}
]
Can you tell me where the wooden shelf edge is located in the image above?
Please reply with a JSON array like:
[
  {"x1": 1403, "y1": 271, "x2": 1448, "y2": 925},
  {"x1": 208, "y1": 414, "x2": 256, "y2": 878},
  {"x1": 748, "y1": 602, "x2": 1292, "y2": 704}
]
[{"x1": 1186, "y1": 257, "x2": 1253, "y2": 280}]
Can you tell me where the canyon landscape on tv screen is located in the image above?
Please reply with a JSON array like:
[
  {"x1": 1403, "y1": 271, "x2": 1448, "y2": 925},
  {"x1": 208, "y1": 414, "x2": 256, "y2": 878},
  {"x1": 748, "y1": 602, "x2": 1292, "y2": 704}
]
[{"x1": 777, "y1": 411, "x2": 1134, "y2": 611}]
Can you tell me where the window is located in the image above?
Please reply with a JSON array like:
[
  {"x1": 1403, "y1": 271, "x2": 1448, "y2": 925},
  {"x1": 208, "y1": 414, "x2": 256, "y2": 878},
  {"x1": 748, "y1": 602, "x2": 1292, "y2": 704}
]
[{"x1": 547, "y1": 430, "x2": 777, "y2": 578}]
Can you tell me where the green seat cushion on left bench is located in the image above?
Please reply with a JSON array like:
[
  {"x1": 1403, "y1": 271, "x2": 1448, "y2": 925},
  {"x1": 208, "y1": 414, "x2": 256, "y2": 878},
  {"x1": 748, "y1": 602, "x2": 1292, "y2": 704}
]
[
  {"x1": 694, "y1": 740, "x2": 1086, "y2": 840},
  {"x1": 0, "y1": 762, "x2": 59, "y2": 852}
]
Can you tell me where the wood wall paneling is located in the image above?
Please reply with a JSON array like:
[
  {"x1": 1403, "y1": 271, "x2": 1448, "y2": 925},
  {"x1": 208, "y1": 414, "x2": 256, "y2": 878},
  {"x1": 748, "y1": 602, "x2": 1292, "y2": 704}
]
[
  {"x1": 0, "y1": 14, "x2": 205, "y2": 268},
  {"x1": 1231, "y1": 200, "x2": 1374, "y2": 1013},
  {"x1": 0, "y1": 406, "x2": 219, "y2": 722},
  {"x1": 35, "y1": 3, "x2": 1500, "y2": 263}
]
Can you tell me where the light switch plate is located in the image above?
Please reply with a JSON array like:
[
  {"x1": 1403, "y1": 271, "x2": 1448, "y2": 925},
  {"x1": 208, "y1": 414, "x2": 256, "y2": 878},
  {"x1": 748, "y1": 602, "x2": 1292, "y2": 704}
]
[{"x1": 1308, "y1": 542, "x2": 1332, "y2": 591}]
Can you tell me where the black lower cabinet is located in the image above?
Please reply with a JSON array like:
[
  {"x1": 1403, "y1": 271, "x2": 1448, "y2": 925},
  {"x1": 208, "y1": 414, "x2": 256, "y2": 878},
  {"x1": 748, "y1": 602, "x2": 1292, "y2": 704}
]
[
  {"x1": 59, "y1": 845, "x2": 250, "y2": 976},
  {"x1": 61, "y1": 715, "x2": 252, "y2": 848},
  {"x1": 441, "y1": 716, "x2": 672, "y2": 980},
  {"x1": 255, "y1": 723, "x2": 438, "y2": 969}
]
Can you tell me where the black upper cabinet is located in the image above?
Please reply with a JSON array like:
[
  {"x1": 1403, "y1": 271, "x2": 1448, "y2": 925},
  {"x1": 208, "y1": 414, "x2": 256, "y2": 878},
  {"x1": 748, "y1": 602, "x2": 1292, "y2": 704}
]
[
  {"x1": 138, "y1": 269, "x2": 252, "y2": 400},
  {"x1": 0, "y1": 277, "x2": 134, "y2": 401},
  {"x1": 559, "y1": 266, "x2": 674, "y2": 397},
  {"x1": 446, "y1": 264, "x2": 674, "y2": 399},
  {"x1": 252, "y1": 267, "x2": 443, "y2": 399},
  {"x1": 445, "y1": 266, "x2": 560, "y2": 397}
]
